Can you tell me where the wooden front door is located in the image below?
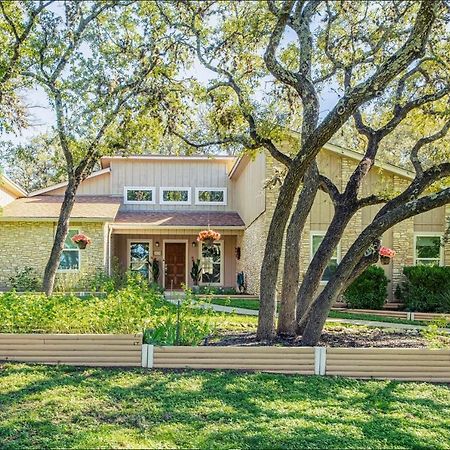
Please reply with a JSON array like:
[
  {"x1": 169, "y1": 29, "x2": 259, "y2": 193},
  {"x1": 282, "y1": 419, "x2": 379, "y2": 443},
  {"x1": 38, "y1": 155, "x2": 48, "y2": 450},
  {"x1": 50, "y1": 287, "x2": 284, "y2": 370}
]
[{"x1": 165, "y1": 242, "x2": 186, "y2": 289}]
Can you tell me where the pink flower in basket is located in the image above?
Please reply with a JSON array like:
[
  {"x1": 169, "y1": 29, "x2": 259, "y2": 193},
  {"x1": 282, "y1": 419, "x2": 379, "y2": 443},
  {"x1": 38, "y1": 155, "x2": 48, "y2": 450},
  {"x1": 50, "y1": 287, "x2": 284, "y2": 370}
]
[
  {"x1": 71, "y1": 233, "x2": 92, "y2": 249},
  {"x1": 379, "y1": 246, "x2": 396, "y2": 258},
  {"x1": 197, "y1": 229, "x2": 221, "y2": 243}
]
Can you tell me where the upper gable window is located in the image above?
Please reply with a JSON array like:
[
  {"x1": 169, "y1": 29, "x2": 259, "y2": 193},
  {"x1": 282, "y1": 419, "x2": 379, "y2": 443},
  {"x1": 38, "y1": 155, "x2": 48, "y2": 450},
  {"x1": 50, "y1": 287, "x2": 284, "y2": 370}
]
[
  {"x1": 195, "y1": 188, "x2": 227, "y2": 205},
  {"x1": 124, "y1": 187, "x2": 155, "y2": 204},
  {"x1": 160, "y1": 187, "x2": 191, "y2": 205}
]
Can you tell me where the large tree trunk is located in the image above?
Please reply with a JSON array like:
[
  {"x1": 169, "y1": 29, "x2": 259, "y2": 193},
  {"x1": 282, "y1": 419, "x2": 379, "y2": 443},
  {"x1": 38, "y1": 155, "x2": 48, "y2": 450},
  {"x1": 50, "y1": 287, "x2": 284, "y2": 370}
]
[
  {"x1": 295, "y1": 207, "x2": 354, "y2": 333},
  {"x1": 257, "y1": 169, "x2": 302, "y2": 340},
  {"x1": 277, "y1": 165, "x2": 319, "y2": 336},
  {"x1": 42, "y1": 179, "x2": 80, "y2": 296}
]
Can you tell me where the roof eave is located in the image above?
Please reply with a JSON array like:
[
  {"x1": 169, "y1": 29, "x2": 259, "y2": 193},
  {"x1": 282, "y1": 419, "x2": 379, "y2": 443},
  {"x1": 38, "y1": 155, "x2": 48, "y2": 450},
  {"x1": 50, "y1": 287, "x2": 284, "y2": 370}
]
[{"x1": 1, "y1": 174, "x2": 27, "y2": 197}]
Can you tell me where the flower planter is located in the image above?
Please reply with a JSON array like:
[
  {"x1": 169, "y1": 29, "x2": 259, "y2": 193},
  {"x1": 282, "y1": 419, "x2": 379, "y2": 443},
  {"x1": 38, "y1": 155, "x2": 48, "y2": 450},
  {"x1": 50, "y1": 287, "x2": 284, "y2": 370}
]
[
  {"x1": 76, "y1": 241, "x2": 87, "y2": 250},
  {"x1": 380, "y1": 255, "x2": 391, "y2": 265}
]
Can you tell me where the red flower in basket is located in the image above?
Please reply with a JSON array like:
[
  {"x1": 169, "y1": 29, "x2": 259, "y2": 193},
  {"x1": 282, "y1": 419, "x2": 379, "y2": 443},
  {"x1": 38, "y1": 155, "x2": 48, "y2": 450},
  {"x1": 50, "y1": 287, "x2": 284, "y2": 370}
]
[
  {"x1": 71, "y1": 233, "x2": 92, "y2": 249},
  {"x1": 379, "y1": 246, "x2": 395, "y2": 265},
  {"x1": 197, "y1": 229, "x2": 221, "y2": 245}
]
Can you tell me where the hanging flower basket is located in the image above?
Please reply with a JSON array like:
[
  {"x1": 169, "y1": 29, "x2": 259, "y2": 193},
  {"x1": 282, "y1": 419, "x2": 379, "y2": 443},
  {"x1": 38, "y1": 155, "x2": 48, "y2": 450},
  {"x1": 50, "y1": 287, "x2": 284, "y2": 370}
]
[
  {"x1": 71, "y1": 233, "x2": 92, "y2": 250},
  {"x1": 197, "y1": 229, "x2": 221, "y2": 246},
  {"x1": 379, "y1": 246, "x2": 395, "y2": 265}
]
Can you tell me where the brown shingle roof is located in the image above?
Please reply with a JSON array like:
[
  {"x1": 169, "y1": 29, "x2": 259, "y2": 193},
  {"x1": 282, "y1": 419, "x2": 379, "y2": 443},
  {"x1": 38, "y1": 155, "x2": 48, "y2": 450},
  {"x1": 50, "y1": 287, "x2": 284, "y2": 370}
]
[
  {"x1": 114, "y1": 210, "x2": 245, "y2": 227},
  {"x1": 0, "y1": 196, "x2": 121, "y2": 220}
]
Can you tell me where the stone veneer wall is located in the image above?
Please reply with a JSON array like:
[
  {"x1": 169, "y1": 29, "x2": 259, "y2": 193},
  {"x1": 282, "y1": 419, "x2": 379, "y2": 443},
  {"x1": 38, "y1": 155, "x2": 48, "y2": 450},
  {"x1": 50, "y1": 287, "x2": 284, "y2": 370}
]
[
  {"x1": 445, "y1": 205, "x2": 450, "y2": 265},
  {"x1": 0, "y1": 221, "x2": 107, "y2": 290}
]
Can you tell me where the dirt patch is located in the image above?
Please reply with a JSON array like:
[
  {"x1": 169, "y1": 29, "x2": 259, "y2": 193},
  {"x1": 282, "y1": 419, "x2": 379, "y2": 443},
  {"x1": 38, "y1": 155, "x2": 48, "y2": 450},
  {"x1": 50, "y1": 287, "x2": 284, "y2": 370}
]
[{"x1": 207, "y1": 326, "x2": 433, "y2": 348}]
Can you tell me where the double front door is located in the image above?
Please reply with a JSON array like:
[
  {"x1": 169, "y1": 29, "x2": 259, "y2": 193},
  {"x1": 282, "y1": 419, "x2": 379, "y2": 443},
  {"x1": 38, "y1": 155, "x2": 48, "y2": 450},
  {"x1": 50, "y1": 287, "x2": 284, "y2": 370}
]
[{"x1": 164, "y1": 242, "x2": 186, "y2": 289}]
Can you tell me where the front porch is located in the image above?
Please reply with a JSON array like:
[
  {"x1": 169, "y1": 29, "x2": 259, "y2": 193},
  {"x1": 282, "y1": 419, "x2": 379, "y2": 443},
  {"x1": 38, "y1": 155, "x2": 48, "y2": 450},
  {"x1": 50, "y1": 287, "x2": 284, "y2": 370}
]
[{"x1": 109, "y1": 228, "x2": 241, "y2": 290}]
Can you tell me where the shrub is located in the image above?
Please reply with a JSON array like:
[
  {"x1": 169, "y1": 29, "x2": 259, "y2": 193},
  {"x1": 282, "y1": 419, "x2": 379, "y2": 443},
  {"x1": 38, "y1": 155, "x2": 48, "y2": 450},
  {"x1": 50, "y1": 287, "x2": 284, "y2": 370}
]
[
  {"x1": 8, "y1": 267, "x2": 41, "y2": 292},
  {"x1": 344, "y1": 265, "x2": 388, "y2": 310},
  {"x1": 0, "y1": 284, "x2": 214, "y2": 345},
  {"x1": 397, "y1": 266, "x2": 450, "y2": 312}
]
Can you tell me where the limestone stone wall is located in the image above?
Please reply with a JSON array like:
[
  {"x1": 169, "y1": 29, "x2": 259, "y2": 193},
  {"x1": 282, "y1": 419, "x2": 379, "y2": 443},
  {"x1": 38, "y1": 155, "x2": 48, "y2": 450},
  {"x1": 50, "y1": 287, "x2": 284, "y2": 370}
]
[
  {"x1": 0, "y1": 221, "x2": 107, "y2": 290},
  {"x1": 445, "y1": 205, "x2": 450, "y2": 266}
]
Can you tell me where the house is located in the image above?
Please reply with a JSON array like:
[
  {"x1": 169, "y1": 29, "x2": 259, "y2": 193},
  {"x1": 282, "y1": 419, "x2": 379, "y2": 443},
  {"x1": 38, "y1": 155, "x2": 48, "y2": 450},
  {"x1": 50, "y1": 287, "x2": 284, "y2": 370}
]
[{"x1": 0, "y1": 145, "x2": 449, "y2": 301}]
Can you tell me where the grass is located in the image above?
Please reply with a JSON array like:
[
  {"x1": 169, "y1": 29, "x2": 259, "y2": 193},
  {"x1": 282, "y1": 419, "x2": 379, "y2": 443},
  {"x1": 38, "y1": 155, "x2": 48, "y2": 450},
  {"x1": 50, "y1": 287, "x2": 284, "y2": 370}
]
[
  {"x1": 207, "y1": 298, "x2": 450, "y2": 328},
  {"x1": 0, "y1": 364, "x2": 449, "y2": 449}
]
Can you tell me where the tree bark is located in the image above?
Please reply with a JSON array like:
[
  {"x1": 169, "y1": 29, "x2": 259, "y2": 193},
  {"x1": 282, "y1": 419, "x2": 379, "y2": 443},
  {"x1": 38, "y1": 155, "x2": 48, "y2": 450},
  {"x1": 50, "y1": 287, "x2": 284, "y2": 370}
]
[
  {"x1": 257, "y1": 169, "x2": 302, "y2": 340},
  {"x1": 42, "y1": 178, "x2": 80, "y2": 296},
  {"x1": 277, "y1": 164, "x2": 319, "y2": 336}
]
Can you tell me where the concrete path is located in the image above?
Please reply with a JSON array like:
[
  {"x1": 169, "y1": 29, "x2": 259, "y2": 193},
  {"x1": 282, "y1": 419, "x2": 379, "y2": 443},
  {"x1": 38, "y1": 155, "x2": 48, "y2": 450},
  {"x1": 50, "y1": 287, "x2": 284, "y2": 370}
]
[{"x1": 164, "y1": 294, "x2": 449, "y2": 332}]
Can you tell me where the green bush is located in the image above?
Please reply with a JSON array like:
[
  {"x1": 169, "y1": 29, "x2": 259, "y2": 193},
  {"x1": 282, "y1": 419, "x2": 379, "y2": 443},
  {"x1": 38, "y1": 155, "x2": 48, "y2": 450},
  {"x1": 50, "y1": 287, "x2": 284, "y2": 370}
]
[
  {"x1": 8, "y1": 267, "x2": 41, "y2": 292},
  {"x1": 0, "y1": 284, "x2": 214, "y2": 345},
  {"x1": 397, "y1": 266, "x2": 450, "y2": 313},
  {"x1": 344, "y1": 266, "x2": 388, "y2": 310}
]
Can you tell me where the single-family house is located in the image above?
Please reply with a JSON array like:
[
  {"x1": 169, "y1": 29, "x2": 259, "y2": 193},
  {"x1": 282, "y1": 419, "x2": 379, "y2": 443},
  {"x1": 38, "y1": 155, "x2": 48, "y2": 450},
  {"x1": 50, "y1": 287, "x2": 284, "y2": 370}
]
[{"x1": 0, "y1": 144, "x2": 449, "y2": 303}]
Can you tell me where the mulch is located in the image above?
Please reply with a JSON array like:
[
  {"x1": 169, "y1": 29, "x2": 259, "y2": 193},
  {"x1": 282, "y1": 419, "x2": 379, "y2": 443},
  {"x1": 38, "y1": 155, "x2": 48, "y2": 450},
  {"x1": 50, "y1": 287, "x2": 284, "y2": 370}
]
[{"x1": 207, "y1": 327, "x2": 432, "y2": 348}]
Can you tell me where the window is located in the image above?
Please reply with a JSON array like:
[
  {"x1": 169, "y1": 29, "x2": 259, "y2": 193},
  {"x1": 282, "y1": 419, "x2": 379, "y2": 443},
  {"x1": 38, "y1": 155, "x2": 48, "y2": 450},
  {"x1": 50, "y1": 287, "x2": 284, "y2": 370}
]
[
  {"x1": 160, "y1": 187, "x2": 191, "y2": 205},
  {"x1": 58, "y1": 229, "x2": 80, "y2": 271},
  {"x1": 129, "y1": 241, "x2": 151, "y2": 280},
  {"x1": 200, "y1": 241, "x2": 223, "y2": 285},
  {"x1": 311, "y1": 233, "x2": 339, "y2": 282},
  {"x1": 415, "y1": 235, "x2": 443, "y2": 266},
  {"x1": 124, "y1": 187, "x2": 155, "y2": 204},
  {"x1": 195, "y1": 188, "x2": 227, "y2": 205}
]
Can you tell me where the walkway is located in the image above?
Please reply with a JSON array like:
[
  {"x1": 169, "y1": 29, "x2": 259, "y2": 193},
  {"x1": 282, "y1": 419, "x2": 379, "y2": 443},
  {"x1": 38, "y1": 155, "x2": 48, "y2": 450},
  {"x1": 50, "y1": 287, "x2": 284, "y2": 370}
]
[{"x1": 164, "y1": 293, "x2": 448, "y2": 332}]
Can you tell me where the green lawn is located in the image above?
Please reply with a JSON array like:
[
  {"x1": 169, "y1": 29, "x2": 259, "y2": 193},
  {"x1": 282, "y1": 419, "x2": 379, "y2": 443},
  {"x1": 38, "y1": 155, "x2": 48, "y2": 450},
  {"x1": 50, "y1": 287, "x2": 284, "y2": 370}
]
[
  {"x1": 0, "y1": 364, "x2": 449, "y2": 449},
  {"x1": 207, "y1": 298, "x2": 450, "y2": 328}
]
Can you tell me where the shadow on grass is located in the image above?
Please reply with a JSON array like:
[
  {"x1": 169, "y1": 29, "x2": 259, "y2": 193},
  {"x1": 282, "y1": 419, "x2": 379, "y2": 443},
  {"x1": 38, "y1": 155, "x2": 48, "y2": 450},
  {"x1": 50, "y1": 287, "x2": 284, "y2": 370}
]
[{"x1": 0, "y1": 364, "x2": 449, "y2": 449}]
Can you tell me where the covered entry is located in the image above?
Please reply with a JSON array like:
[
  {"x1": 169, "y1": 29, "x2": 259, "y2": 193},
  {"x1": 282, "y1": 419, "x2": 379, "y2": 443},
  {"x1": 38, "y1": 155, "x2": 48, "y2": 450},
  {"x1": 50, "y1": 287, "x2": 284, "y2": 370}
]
[{"x1": 164, "y1": 241, "x2": 187, "y2": 289}]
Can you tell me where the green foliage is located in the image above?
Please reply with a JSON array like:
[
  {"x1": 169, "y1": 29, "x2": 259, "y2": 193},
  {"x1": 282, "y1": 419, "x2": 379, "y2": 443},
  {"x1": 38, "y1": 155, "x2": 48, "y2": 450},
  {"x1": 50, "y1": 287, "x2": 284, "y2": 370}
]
[
  {"x1": 397, "y1": 266, "x2": 450, "y2": 313},
  {"x1": 190, "y1": 258, "x2": 202, "y2": 285},
  {"x1": 8, "y1": 267, "x2": 41, "y2": 292},
  {"x1": 0, "y1": 284, "x2": 213, "y2": 345},
  {"x1": 344, "y1": 266, "x2": 388, "y2": 310},
  {"x1": 421, "y1": 318, "x2": 450, "y2": 348},
  {"x1": 151, "y1": 258, "x2": 160, "y2": 283}
]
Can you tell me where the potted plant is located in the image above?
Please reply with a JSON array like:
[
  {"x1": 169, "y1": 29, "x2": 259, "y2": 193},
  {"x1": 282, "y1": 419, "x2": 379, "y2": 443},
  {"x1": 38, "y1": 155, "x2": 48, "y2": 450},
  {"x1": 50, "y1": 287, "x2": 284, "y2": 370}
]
[
  {"x1": 190, "y1": 257, "x2": 202, "y2": 292},
  {"x1": 71, "y1": 233, "x2": 92, "y2": 249},
  {"x1": 379, "y1": 246, "x2": 396, "y2": 265},
  {"x1": 197, "y1": 229, "x2": 221, "y2": 246},
  {"x1": 151, "y1": 257, "x2": 160, "y2": 283}
]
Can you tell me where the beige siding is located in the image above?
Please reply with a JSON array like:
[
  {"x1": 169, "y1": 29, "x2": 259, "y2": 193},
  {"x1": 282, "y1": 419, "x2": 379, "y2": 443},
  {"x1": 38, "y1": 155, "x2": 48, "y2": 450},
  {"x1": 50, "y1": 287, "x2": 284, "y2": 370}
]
[
  {"x1": 414, "y1": 206, "x2": 445, "y2": 232},
  {"x1": 111, "y1": 159, "x2": 234, "y2": 211},
  {"x1": 48, "y1": 173, "x2": 111, "y2": 196},
  {"x1": 231, "y1": 152, "x2": 266, "y2": 226},
  {"x1": 112, "y1": 232, "x2": 238, "y2": 288},
  {"x1": 0, "y1": 184, "x2": 17, "y2": 207}
]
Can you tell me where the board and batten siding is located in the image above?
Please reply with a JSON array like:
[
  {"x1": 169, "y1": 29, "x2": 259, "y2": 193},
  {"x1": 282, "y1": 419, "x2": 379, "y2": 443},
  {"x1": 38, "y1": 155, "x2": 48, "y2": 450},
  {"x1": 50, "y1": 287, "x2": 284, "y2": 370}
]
[
  {"x1": 110, "y1": 159, "x2": 234, "y2": 211},
  {"x1": 231, "y1": 152, "x2": 266, "y2": 226},
  {"x1": 46, "y1": 172, "x2": 111, "y2": 196}
]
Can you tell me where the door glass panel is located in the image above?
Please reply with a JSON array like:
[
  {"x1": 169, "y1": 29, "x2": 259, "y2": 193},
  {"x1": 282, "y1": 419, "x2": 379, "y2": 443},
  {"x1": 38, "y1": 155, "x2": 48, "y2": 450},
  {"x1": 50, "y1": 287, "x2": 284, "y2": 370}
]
[
  {"x1": 201, "y1": 243, "x2": 222, "y2": 284},
  {"x1": 130, "y1": 242, "x2": 150, "y2": 279}
]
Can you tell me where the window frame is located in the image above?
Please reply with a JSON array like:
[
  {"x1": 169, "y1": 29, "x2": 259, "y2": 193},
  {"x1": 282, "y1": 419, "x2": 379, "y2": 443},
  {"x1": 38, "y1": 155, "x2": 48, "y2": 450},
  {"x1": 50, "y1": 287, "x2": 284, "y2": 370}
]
[
  {"x1": 310, "y1": 231, "x2": 341, "y2": 284},
  {"x1": 124, "y1": 186, "x2": 156, "y2": 205},
  {"x1": 413, "y1": 233, "x2": 444, "y2": 266},
  {"x1": 198, "y1": 240, "x2": 224, "y2": 286},
  {"x1": 57, "y1": 228, "x2": 81, "y2": 272},
  {"x1": 127, "y1": 239, "x2": 153, "y2": 281},
  {"x1": 195, "y1": 187, "x2": 228, "y2": 206},
  {"x1": 160, "y1": 187, "x2": 191, "y2": 205}
]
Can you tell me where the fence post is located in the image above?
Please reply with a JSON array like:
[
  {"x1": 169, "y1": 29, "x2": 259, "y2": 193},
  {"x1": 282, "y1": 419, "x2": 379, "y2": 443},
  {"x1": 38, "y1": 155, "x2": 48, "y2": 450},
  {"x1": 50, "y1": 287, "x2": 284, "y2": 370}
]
[
  {"x1": 147, "y1": 344, "x2": 154, "y2": 368},
  {"x1": 141, "y1": 344, "x2": 148, "y2": 368},
  {"x1": 410, "y1": 312, "x2": 415, "y2": 321},
  {"x1": 314, "y1": 347, "x2": 327, "y2": 375}
]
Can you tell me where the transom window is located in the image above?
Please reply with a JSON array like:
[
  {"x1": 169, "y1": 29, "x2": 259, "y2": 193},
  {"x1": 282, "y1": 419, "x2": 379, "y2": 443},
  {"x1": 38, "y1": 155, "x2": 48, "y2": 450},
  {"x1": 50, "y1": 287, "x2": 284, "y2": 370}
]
[
  {"x1": 200, "y1": 241, "x2": 223, "y2": 285},
  {"x1": 160, "y1": 187, "x2": 191, "y2": 205},
  {"x1": 58, "y1": 229, "x2": 80, "y2": 271},
  {"x1": 414, "y1": 235, "x2": 443, "y2": 266},
  {"x1": 311, "y1": 233, "x2": 339, "y2": 282},
  {"x1": 195, "y1": 188, "x2": 227, "y2": 205},
  {"x1": 124, "y1": 187, "x2": 155, "y2": 204}
]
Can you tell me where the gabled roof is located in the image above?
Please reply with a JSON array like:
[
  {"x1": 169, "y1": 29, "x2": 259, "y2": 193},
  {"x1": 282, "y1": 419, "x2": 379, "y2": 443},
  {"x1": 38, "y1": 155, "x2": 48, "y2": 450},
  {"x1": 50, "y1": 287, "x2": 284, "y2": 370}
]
[
  {"x1": 228, "y1": 140, "x2": 415, "y2": 180},
  {"x1": 0, "y1": 173, "x2": 27, "y2": 197},
  {"x1": 100, "y1": 154, "x2": 235, "y2": 169},
  {"x1": 29, "y1": 168, "x2": 111, "y2": 197},
  {"x1": 0, "y1": 196, "x2": 121, "y2": 221}
]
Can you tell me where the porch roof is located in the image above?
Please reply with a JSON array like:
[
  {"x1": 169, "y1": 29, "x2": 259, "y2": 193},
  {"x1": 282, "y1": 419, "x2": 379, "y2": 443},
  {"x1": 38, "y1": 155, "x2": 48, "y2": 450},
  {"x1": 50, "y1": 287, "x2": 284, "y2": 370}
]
[
  {"x1": 113, "y1": 210, "x2": 245, "y2": 228},
  {"x1": 0, "y1": 195, "x2": 122, "y2": 221}
]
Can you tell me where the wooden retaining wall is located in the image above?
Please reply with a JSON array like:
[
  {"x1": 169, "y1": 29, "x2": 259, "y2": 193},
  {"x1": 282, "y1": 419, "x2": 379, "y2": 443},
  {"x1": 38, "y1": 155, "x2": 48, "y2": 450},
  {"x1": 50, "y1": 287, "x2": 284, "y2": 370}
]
[
  {"x1": 326, "y1": 348, "x2": 450, "y2": 382},
  {"x1": 0, "y1": 333, "x2": 142, "y2": 367},
  {"x1": 150, "y1": 346, "x2": 316, "y2": 374}
]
